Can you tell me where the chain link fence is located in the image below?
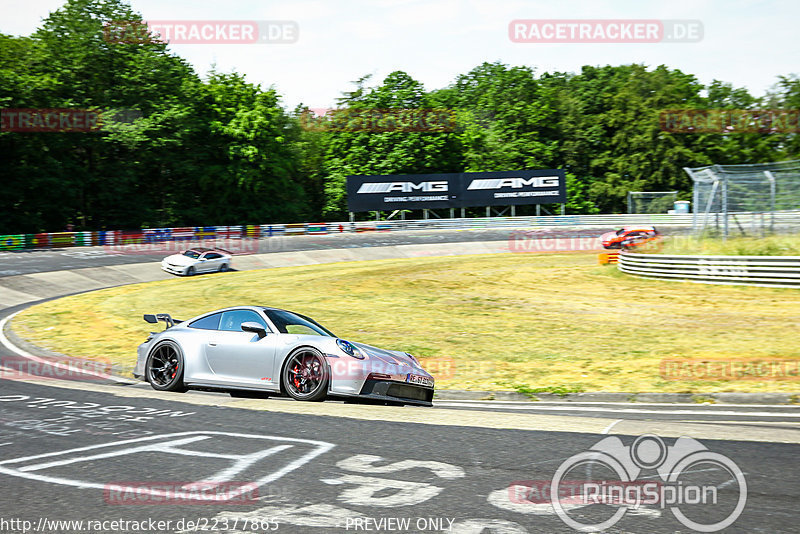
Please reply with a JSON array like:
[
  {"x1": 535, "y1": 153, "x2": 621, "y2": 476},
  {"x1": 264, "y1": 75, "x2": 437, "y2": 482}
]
[
  {"x1": 627, "y1": 191, "x2": 679, "y2": 214},
  {"x1": 684, "y1": 159, "x2": 800, "y2": 237}
]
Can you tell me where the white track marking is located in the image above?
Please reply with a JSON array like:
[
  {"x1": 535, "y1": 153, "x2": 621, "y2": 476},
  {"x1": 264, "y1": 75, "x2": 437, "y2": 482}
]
[
  {"x1": 336, "y1": 454, "x2": 465, "y2": 479},
  {"x1": 602, "y1": 419, "x2": 623, "y2": 434},
  {"x1": 0, "y1": 431, "x2": 334, "y2": 501},
  {"x1": 325, "y1": 474, "x2": 443, "y2": 507}
]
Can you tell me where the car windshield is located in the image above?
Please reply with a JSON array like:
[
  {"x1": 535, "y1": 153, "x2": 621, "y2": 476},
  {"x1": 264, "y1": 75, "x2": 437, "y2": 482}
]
[
  {"x1": 183, "y1": 250, "x2": 201, "y2": 259},
  {"x1": 263, "y1": 309, "x2": 335, "y2": 337}
]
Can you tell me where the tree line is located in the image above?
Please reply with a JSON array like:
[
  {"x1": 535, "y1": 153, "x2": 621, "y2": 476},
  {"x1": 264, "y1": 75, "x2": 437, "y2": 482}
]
[{"x1": 1, "y1": 0, "x2": 798, "y2": 234}]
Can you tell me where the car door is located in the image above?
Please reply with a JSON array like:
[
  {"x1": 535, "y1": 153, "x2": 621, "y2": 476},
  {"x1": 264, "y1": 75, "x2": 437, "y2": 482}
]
[
  {"x1": 195, "y1": 252, "x2": 213, "y2": 272},
  {"x1": 204, "y1": 309, "x2": 279, "y2": 388},
  {"x1": 203, "y1": 252, "x2": 224, "y2": 272}
]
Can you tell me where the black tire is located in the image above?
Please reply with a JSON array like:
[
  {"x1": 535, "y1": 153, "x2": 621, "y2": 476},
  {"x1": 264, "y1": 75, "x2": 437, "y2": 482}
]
[
  {"x1": 282, "y1": 347, "x2": 329, "y2": 402},
  {"x1": 186, "y1": 266, "x2": 195, "y2": 276},
  {"x1": 145, "y1": 341, "x2": 187, "y2": 392},
  {"x1": 218, "y1": 263, "x2": 228, "y2": 272}
]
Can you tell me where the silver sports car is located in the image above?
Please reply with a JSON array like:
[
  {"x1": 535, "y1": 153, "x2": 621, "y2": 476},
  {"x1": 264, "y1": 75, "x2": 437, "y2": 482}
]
[
  {"x1": 161, "y1": 247, "x2": 232, "y2": 276},
  {"x1": 134, "y1": 306, "x2": 435, "y2": 406}
]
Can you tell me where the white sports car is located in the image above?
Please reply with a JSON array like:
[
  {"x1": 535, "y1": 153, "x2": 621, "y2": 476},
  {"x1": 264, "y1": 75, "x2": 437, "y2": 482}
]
[
  {"x1": 133, "y1": 306, "x2": 435, "y2": 406},
  {"x1": 161, "y1": 247, "x2": 232, "y2": 276}
]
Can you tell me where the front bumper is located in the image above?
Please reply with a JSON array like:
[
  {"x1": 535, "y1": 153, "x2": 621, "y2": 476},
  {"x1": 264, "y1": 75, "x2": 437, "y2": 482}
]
[
  {"x1": 357, "y1": 378, "x2": 434, "y2": 406},
  {"x1": 161, "y1": 262, "x2": 188, "y2": 275}
]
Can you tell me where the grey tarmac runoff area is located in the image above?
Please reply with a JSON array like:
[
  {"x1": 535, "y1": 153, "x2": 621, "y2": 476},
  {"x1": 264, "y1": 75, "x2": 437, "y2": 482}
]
[{"x1": 0, "y1": 228, "x2": 798, "y2": 534}]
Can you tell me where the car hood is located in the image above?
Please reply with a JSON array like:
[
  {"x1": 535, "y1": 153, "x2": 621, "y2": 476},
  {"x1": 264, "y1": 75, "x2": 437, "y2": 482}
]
[
  {"x1": 163, "y1": 254, "x2": 196, "y2": 266},
  {"x1": 352, "y1": 341, "x2": 420, "y2": 370}
]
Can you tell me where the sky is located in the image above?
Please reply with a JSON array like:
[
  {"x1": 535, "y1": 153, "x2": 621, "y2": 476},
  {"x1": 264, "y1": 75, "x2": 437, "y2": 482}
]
[{"x1": 2, "y1": 0, "x2": 798, "y2": 110}]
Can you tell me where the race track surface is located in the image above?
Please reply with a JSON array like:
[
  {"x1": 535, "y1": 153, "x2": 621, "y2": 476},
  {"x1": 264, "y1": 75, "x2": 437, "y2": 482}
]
[{"x1": 0, "y1": 227, "x2": 796, "y2": 534}]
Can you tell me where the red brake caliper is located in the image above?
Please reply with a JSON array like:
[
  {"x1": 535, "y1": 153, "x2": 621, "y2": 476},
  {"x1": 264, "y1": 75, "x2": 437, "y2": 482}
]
[{"x1": 292, "y1": 363, "x2": 302, "y2": 389}]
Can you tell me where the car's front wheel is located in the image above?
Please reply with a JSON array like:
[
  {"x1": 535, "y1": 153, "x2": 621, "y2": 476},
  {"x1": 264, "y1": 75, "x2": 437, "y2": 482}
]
[
  {"x1": 186, "y1": 266, "x2": 195, "y2": 276},
  {"x1": 282, "y1": 347, "x2": 329, "y2": 402},
  {"x1": 146, "y1": 341, "x2": 187, "y2": 392}
]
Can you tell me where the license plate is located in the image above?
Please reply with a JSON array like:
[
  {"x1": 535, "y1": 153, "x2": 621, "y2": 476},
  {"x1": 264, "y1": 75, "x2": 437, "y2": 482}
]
[{"x1": 407, "y1": 373, "x2": 433, "y2": 387}]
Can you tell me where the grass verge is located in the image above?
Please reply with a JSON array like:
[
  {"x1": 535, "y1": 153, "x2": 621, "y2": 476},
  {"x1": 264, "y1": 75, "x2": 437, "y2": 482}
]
[
  {"x1": 11, "y1": 253, "x2": 800, "y2": 393},
  {"x1": 652, "y1": 234, "x2": 800, "y2": 256}
]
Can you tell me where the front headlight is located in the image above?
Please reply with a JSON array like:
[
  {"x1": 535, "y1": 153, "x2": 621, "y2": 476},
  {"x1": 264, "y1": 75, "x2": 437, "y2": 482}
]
[{"x1": 337, "y1": 339, "x2": 364, "y2": 359}]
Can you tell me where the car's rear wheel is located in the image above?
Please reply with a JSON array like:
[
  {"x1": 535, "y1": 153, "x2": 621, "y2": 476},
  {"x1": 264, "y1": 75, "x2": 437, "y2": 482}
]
[
  {"x1": 186, "y1": 266, "x2": 195, "y2": 276},
  {"x1": 146, "y1": 341, "x2": 187, "y2": 392},
  {"x1": 282, "y1": 347, "x2": 328, "y2": 402},
  {"x1": 218, "y1": 263, "x2": 228, "y2": 272}
]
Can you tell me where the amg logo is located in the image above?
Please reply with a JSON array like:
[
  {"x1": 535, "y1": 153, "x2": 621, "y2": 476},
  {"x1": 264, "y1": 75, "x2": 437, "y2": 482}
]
[
  {"x1": 357, "y1": 181, "x2": 449, "y2": 194},
  {"x1": 467, "y1": 177, "x2": 560, "y2": 190}
]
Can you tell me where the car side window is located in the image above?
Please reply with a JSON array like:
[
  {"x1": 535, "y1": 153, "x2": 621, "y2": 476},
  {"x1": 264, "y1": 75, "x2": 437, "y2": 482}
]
[
  {"x1": 219, "y1": 310, "x2": 268, "y2": 332},
  {"x1": 205, "y1": 253, "x2": 221, "y2": 259},
  {"x1": 188, "y1": 313, "x2": 222, "y2": 330}
]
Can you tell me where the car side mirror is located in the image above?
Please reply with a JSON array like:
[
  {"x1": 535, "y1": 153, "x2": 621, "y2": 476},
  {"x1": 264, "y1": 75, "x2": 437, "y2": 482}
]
[{"x1": 241, "y1": 322, "x2": 267, "y2": 338}]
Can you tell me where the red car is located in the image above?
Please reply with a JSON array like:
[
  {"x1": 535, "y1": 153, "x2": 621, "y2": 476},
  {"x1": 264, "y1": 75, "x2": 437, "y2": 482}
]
[{"x1": 601, "y1": 226, "x2": 660, "y2": 250}]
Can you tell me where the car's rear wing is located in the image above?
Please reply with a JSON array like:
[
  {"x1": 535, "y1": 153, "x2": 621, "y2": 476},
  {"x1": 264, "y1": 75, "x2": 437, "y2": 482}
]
[{"x1": 143, "y1": 313, "x2": 183, "y2": 328}]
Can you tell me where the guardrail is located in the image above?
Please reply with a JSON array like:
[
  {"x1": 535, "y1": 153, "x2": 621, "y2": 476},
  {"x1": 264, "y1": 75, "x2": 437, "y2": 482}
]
[
  {"x1": 618, "y1": 251, "x2": 800, "y2": 288},
  {"x1": 0, "y1": 214, "x2": 693, "y2": 252},
  {"x1": 3, "y1": 210, "x2": 800, "y2": 252}
]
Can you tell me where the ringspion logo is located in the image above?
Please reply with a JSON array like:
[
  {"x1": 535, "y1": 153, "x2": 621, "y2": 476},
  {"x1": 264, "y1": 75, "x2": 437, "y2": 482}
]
[{"x1": 550, "y1": 435, "x2": 746, "y2": 532}]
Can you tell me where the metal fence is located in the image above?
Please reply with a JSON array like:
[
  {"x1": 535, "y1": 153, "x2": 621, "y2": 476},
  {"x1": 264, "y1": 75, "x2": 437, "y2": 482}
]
[
  {"x1": 619, "y1": 251, "x2": 800, "y2": 288},
  {"x1": 685, "y1": 159, "x2": 800, "y2": 237},
  {"x1": 627, "y1": 191, "x2": 678, "y2": 214}
]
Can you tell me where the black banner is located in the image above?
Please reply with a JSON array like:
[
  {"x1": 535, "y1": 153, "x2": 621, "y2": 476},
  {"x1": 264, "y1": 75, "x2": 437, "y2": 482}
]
[
  {"x1": 346, "y1": 169, "x2": 566, "y2": 212},
  {"x1": 346, "y1": 173, "x2": 459, "y2": 212}
]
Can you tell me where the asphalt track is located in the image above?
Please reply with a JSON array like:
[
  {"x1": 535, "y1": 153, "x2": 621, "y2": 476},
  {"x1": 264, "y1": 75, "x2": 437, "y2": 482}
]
[
  {"x1": 0, "y1": 226, "x2": 686, "y2": 277},
  {"x1": 0, "y1": 228, "x2": 798, "y2": 533}
]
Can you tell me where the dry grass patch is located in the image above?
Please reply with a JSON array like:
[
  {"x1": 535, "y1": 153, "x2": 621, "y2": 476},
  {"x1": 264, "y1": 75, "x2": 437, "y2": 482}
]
[{"x1": 12, "y1": 253, "x2": 800, "y2": 393}]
